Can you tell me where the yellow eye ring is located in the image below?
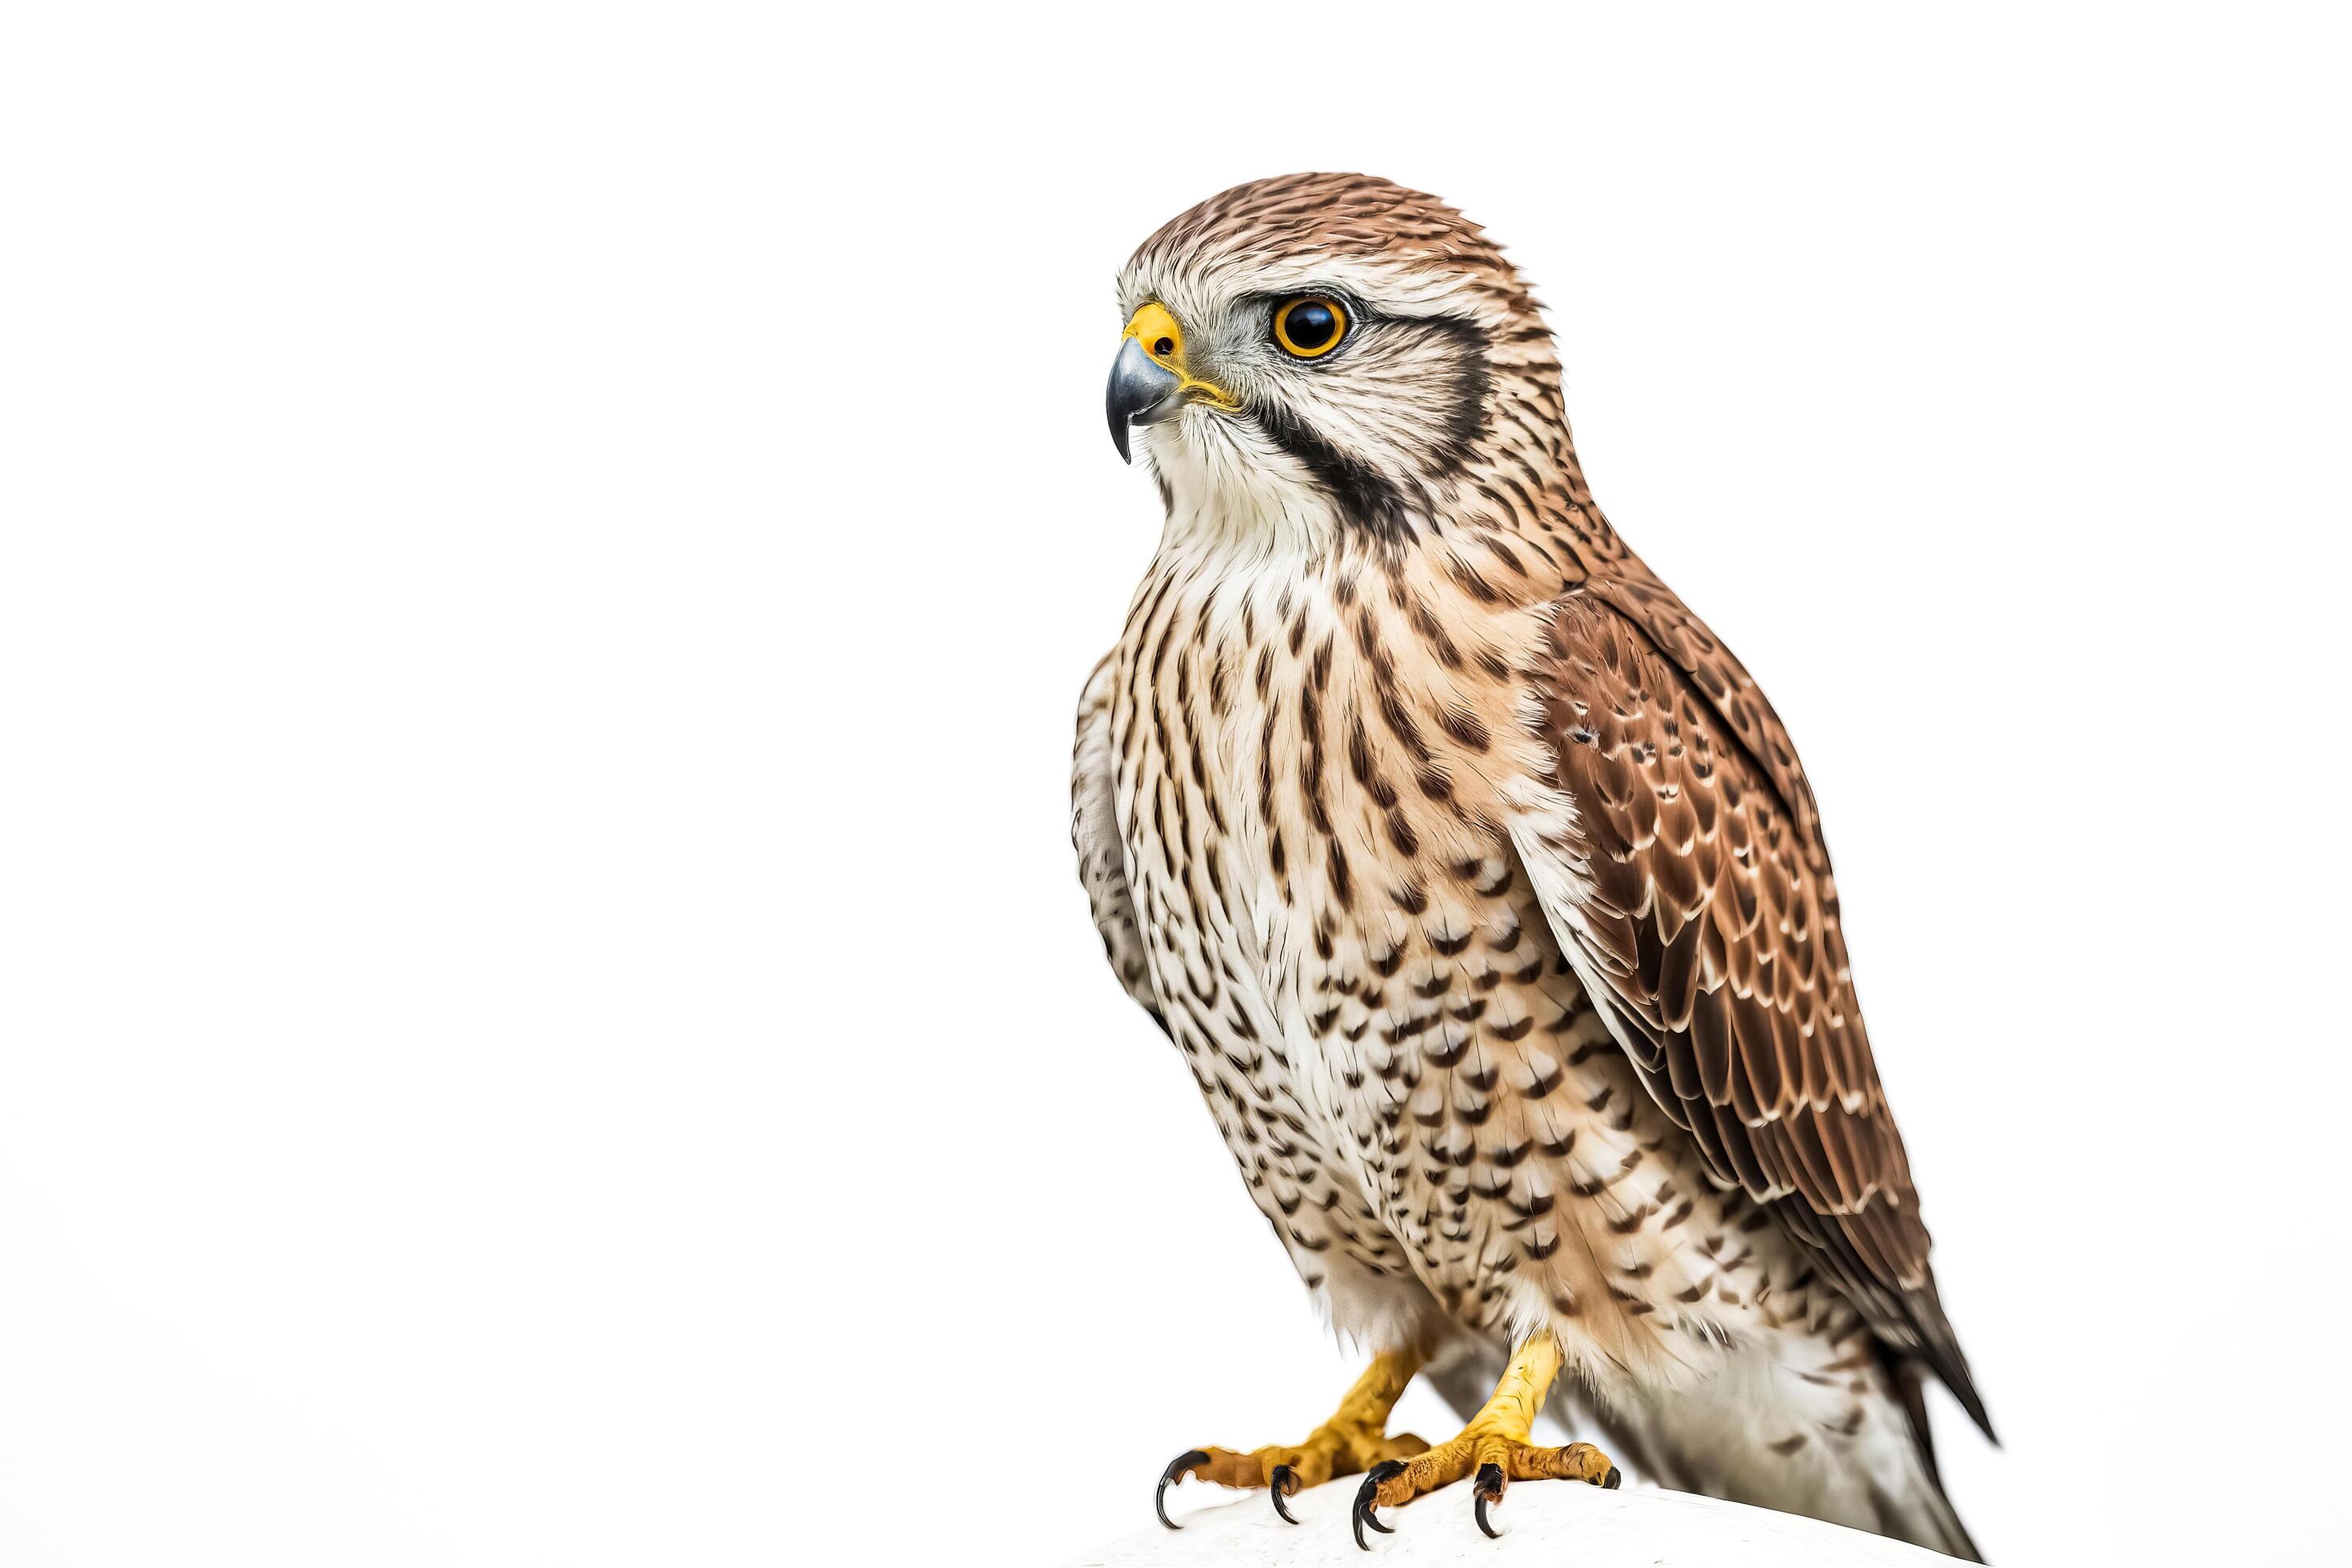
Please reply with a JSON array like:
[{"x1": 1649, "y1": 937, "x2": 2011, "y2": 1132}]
[{"x1": 1271, "y1": 296, "x2": 1348, "y2": 359}]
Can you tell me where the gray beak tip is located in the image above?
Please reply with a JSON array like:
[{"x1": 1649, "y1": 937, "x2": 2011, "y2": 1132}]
[{"x1": 1106, "y1": 335, "x2": 1182, "y2": 465}]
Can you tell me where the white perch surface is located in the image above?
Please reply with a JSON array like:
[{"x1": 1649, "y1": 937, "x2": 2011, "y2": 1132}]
[{"x1": 1068, "y1": 1475, "x2": 1963, "y2": 1567}]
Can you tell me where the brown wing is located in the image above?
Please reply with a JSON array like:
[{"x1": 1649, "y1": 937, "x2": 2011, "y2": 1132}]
[{"x1": 1514, "y1": 578, "x2": 1991, "y2": 1438}]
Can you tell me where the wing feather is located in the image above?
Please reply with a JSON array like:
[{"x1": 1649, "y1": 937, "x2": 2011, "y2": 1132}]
[{"x1": 1514, "y1": 583, "x2": 1991, "y2": 1438}]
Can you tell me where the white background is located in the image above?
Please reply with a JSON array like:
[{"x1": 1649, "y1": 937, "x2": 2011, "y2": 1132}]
[{"x1": 2, "y1": 4, "x2": 2346, "y2": 1565}]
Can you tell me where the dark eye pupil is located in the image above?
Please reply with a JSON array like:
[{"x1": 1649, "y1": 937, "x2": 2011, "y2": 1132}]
[{"x1": 1283, "y1": 301, "x2": 1338, "y2": 351}]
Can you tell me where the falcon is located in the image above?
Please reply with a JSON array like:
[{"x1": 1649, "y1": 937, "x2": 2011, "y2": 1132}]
[{"x1": 1072, "y1": 174, "x2": 1990, "y2": 1558}]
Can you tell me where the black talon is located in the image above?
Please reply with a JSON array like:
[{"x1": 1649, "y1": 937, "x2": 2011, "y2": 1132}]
[
  {"x1": 1156, "y1": 1450, "x2": 1207, "y2": 1530},
  {"x1": 1602, "y1": 1465, "x2": 1622, "y2": 1490},
  {"x1": 1473, "y1": 1462, "x2": 1506, "y2": 1538},
  {"x1": 1270, "y1": 1464, "x2": 1301, "y2": 1525},
  {"x1": 1353, "y1": 1461, "x2": 1406, "y2": 1550}
]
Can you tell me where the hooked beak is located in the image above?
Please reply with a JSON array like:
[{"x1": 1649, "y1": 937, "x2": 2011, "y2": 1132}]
[
  {"x1": 1105, "y1": 302, "x2": 1238, "y2": 464},
  {"x1": 1106, "y1": 336, "x2": 1179, "y2": 465}
]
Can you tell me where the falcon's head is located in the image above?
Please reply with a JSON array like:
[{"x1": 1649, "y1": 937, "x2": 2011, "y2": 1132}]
[{"x1": 1106, "y1": 174, "x2": 1567, "y2": 546}]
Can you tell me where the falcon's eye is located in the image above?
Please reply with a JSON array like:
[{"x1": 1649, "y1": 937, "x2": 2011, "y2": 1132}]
[{"x1": 1271, "y1": 297, "x2": 1347, "y2": 359}]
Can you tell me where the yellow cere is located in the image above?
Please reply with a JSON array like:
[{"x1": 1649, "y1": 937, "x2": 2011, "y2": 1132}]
[{"x1": 1123, "y1": 302, "x2": 1241, "y2": 410}]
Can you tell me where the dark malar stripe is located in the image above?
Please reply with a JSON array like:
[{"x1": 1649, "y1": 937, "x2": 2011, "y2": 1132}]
[
  {"x1": 1251, "y1": 314, "x2": 1491, "y2": 543},
  {"x1": 1254, "y1": 395, "x2": 1420, "y2": 543}
]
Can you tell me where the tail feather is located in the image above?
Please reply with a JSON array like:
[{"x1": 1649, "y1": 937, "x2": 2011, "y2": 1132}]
[
  {"x1": 1540, "y1": 1344, "x2": 1985, "y2": 1562},
  {"x1": 1418, "y1": 1335, "x2": 1984, "y2": 1559},
  {"x1": 1888, "y1": 1354, "x2": 1985, "y2": 1561},
  {"x1": 1866, "y1": 1465, "x2": 1982, "y2": 1561}
]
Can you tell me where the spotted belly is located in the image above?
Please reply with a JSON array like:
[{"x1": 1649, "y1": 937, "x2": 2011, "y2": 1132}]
[
  {"x1": 1103, "y1": 545, "x2": 1867, "y2": 1414},
  {"x1": 1133, "y1": 810, "x2": 1834, "y2": 1388},
  {"x1": 1120, "y1": 831, "x2": 1433, "y2": 1345}
]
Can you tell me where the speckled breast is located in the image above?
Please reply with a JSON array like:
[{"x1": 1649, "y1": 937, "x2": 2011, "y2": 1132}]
[{"x1": 1110, "y1": 545, "x2": 1794, "y2": 1364}]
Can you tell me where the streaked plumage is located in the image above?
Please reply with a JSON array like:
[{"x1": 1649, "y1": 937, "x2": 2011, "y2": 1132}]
[{"x1": 1073, "y1": 174, "x2": 1987, "y2": 1557}]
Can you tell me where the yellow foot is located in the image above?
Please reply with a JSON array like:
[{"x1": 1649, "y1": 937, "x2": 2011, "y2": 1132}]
[
  {"x1": 1352, "y1": 1433, "x2": 1618, "y2": 1546},
  {"x1": 1350, "y1": 1327, "x2": 1617, "y2": 1548},
  {"x1": 1156, "y1": 1348, "x2": 1428, "y2": 1528}
]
